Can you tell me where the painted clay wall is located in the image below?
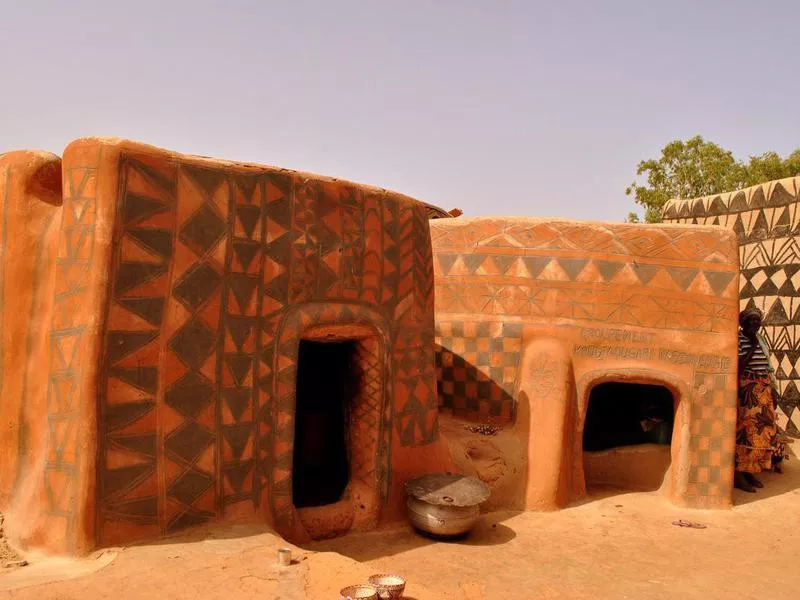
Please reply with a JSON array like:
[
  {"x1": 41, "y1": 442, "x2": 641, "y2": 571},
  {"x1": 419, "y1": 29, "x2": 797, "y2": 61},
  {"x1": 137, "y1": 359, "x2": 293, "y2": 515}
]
[
  {"x1": 663, "y1": 177, "x2": 800, "y2": 437},
  {"x1": 431, "y1": 217, "x2": 740, "y2": 510},
  {"x1": 0, "y1": 152, "x2": 63, "y2": 548},
  {"x1": 2, "y1": 138, "x2": 449, "y2": 555}
]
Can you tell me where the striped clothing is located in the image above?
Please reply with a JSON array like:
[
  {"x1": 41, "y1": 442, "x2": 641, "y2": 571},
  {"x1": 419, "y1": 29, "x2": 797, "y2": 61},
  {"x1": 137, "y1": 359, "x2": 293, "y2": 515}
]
[{"x1": 738, "y1": 331, "x2": 771, "y2": 375}]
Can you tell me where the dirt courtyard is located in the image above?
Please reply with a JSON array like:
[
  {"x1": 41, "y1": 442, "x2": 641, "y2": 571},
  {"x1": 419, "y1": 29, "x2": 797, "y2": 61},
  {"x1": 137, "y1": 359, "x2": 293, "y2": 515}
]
[{"x1": 1, "y1": 458, "x2": 798, "y2": 600}]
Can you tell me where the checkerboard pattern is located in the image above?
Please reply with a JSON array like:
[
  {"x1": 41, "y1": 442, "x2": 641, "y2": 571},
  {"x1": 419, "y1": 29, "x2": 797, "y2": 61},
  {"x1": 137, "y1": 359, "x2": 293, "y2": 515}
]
[
  {"x1": 687, "y1": 371, "x2": 737, "y2": 505},
  {"x1": 435, "y1": 321, "x2": 523, "y2": 422}
]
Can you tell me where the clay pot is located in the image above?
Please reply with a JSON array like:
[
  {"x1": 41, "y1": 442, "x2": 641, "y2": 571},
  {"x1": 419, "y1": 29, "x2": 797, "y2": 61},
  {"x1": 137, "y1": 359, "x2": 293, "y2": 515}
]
[
  {"x1": 406, "y1": 495, "x2": 479, "y2": 537},
  {"x1": 367, "y1": 574, "x2": 406, "y2": 599},
  {"x1": 340, "y1": 584, "x2": 378, "y2": 599}
]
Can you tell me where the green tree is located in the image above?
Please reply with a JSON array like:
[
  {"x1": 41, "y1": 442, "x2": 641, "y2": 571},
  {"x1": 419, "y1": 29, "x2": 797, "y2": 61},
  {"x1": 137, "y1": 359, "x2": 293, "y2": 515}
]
[
  {"x1": 626, "y1": 136, "x2": 800, "y2": 223},
  {"x1": 744, "y1": 150, "x2": 800, "y2": 187}
]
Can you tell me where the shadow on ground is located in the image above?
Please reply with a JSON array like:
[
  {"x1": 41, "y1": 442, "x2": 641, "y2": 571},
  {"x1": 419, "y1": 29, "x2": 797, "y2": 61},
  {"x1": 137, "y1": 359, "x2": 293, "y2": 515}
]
[
  {"x1": 118, "y1": 521, "x2": 273, "y2": 551},
  {"x1": 301, "y1": 511, "x2": 519, "y2": 562},
  {"x1": 88, "y1": 445, "x2": 800, "y2": 560},
  {"x1": 732, "y1": 447, "x2": 800, "y2": 506}
]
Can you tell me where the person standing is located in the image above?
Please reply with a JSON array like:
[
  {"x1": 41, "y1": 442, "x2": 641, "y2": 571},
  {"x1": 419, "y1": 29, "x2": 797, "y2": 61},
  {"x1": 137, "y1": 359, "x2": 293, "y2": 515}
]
[{"x1": 735, "y1": 307, "x2": 781, "y2": 492}]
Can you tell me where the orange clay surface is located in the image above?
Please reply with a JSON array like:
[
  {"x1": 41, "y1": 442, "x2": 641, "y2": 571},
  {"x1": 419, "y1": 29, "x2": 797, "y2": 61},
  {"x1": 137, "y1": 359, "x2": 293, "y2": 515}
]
[{"x1": 2, "y1": 451, "x2": 797, "y2": 600}]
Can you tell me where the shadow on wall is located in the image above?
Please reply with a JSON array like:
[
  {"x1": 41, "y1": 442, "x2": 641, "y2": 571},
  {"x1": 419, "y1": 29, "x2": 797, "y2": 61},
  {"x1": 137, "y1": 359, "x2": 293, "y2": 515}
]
[
  {"x1": 435, "y1": 344, "x2": 516, "y2": 424},
  {"x1": 434, "y1": 346, "x2": 533, "y2": 513},
  {"x1": 436, "y1": 340, "x2": 753, "y2": 512}
]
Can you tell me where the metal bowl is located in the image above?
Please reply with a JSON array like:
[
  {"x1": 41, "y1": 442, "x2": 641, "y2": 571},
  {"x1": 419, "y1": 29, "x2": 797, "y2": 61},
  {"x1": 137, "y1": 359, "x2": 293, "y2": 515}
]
[
  {"x1": 340, "y1": 584, "x2": 378, "y2": 600},
  {"x1": 367, "y1": 574, "x2": 406, "y2": 599},
  {"x1": 406, "y1": 495, "x2": 480, "y2": 537},
  {"x1": 405, "y1": 473, "x2": 489, "y2": 537}
]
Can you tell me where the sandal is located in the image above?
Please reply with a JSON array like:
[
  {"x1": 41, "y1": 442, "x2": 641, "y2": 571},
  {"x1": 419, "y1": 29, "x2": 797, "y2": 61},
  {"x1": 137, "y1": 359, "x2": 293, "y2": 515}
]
[{"x1": 672, "y1": 520, "x2": 706, "y2": 529}]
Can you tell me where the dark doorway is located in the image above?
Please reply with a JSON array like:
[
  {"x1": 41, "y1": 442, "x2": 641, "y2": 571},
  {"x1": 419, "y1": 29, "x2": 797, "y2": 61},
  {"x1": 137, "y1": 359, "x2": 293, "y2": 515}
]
[
  {"x1": 583, "y1": 382, "x2": 674, "y2": 452},
  {"x1": 292, "y1": 340, "x2": 356, "y2": 508}
]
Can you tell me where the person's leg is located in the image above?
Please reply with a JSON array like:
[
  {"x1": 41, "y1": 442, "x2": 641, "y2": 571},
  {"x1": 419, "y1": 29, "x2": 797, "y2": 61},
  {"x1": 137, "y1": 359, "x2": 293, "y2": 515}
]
[
  {"x1": 772, "y1": 448, "x2": 784, "y2": 473},
  {"x1": 737, "y1": 378, "x2": 778, "y2": 486},
  {"x1": 734, "y1": 471, "x2": 757, "y2": 493},
  {"x1": 743, "y1": 472, "x2": 763, "y2": 488}
]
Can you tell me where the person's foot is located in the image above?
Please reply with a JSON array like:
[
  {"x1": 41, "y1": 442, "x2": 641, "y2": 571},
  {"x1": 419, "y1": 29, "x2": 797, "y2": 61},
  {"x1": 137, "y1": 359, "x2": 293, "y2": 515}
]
[
  {"x1": 734, "y1": 471, "x2": 757, "y2": 493},
  {"x1": 744, "y1": 473, "x2": 764, "y2": 488},
  {"x1": 773, "y1": 463, "x2": 783, "y2": 474}
]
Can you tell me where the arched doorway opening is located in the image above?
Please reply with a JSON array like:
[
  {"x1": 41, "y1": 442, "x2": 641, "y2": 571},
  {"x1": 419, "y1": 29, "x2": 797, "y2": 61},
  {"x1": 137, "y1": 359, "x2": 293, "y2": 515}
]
[{"x1": 582, "y1": 382, "x2": 675, "y2": 492}]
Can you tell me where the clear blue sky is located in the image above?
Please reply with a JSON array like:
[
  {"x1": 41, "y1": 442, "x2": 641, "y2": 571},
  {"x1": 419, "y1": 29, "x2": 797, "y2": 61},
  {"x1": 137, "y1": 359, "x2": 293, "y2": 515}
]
[{"x1": 1, "y1": 1, "x2": 798, "y2": 221}]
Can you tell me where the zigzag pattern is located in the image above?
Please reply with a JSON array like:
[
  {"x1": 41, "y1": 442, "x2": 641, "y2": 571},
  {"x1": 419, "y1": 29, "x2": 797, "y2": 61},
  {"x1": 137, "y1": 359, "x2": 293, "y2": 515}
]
[
  {"x1": 664, "y1": 176, "x2": 800, "y2": 436},
  {"x1": 46, "y1": 163, "x2": 101, "y2": 551},
  {"x1": 434, "y1": 252, "x2": 737, "y2": 297},
  {"x1": 91, "y1": 146, "x2": 439, "y2": 546},
  {"x1": 432, "y1": 217, "x2": 740, "y2": 434},
  {"x1": 98, "y1": 157, "x2": 175, "y2": 544},
  {"x1": 663, "y1": 177, "x2": 799, "y2": 220},
  {"x1": 218, "y1": 173, "x2": 262, "y2": 508}
]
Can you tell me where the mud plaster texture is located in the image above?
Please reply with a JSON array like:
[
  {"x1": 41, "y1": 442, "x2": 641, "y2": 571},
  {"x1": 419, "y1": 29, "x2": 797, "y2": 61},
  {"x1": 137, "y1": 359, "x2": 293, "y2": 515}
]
[
  {"x1": 1, "y1": 454, "x2": 798, "y2": 600},
  {"x1": 0, "y1": 138, "x2": 452, "y2": 556},
  {"x1": 440, "y1": 415, "x2": 525, "y2": 512},
  {"x1": 0, "y1": 515, "x2": 23, "y2": 569},
  {"x1": 0, "y1": 152, "x2": 62, "y2": 557},
  {"x1": 431, "y1": 217, "x2": 741, "y2": 511},
  {"x1": 663, "y1": 176, "x2": 800, "y2": 438}
]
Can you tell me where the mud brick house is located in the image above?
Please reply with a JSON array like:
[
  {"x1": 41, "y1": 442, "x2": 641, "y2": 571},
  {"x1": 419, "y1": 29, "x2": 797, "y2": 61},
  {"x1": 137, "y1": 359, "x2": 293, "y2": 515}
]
[
  {"x1": 663, "y1": 177, "x2": 800, "y2": 437},
  {"x1": 0, "y1": 138, "x2": 451, "y2": 555},
  {"x1": 431, "y1": 217, "x2": 740, "y2": 511}
]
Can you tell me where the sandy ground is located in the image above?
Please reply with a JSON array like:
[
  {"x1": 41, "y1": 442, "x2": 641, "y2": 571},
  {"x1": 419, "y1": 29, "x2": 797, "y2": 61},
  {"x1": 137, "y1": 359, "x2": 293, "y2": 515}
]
[{"x1": 1, "y1": 459, "x2": 798, "y2": 599}]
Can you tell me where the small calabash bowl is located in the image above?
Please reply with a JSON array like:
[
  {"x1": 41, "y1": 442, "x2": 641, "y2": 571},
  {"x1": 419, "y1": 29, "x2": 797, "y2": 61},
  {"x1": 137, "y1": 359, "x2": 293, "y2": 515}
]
[
  {"x1": 367, "y1": 574, "x2": 406, "y2": 599},
  {"x1": 339, "y1": 584, "x2": 379, "y2": 600}
]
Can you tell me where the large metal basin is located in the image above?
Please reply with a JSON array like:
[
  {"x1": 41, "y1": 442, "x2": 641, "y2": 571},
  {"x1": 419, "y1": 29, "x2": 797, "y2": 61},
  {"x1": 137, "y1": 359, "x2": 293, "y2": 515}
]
[{"x1": 404, "y1": 473, "x2": 489, "y2": 537}]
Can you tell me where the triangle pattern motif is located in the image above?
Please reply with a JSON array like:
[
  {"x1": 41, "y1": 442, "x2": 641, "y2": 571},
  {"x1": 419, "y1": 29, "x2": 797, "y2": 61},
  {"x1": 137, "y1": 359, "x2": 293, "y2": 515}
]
[
  {"x1": 219, "y1": 172, "x2": 265, "y2": 508},
  {"x1": 97, "y1": 157, "x2": 177, "y2": 540},
  {"x1": 663, "y1": 175, "x2": 800, "y2": 435},
  {"x1": 83, "y1": 149, "x2": 436, "y2": 543}
]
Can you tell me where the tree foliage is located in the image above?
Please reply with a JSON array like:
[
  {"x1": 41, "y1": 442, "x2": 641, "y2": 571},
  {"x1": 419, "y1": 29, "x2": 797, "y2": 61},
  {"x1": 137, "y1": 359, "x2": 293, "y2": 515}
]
[{"x1": 626, "y1": 136, "x2": 800, "y2": 223}]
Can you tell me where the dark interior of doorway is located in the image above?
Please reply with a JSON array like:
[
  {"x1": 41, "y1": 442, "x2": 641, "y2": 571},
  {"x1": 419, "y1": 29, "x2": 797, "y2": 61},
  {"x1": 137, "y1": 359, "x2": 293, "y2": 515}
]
[
  {"x1": 292, "y1": 339, "x2": 357, "y2": 509},
  {"x1": 583, "y1": 382, "x2": 674, "y2": 452}
]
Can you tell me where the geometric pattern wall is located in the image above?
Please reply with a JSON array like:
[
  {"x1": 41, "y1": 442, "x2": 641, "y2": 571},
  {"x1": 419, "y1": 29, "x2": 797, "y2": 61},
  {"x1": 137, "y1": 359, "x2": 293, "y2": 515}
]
[
  {"x1": 83, "y1": 144, "x2": 437, "y2": 546},
  {"x1": 432, "y1": 218, "x2": 740, "y2": 425},
  {"x1": 435, "y1": 321, "x2": 522, "y2": 422},
  {"x1": 663, "y1": 176, "x2": 800, "y2": 437},
  {"x1": 46, "y1": 163, "x2": 99, "y2": 551}
]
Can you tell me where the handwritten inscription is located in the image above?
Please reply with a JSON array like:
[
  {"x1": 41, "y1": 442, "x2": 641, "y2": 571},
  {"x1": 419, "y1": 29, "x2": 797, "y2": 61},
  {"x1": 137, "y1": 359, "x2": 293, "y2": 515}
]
[
  {"x1": 658, "y1": 349, "x2": 731, "y2": 372},
  {"x1": 573, "y1": 345, "x2": 654, "y2": 360},
  {"x1": 573, "y1": 343, "x2": 731, "y2": 371},
  {"x1": 580, "y1": 327, "x2": 656, "y2": 345}
]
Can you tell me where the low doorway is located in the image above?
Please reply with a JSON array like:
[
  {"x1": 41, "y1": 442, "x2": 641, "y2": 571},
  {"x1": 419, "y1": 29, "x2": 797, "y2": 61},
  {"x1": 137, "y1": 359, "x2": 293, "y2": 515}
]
[
  {"x1": 582, "y1": 382, "x2": 675, "y2": 491},
  {"x1": 292, "y1": 339, "x2": 357, "y2": 508},
  {"x1": 286, "y1": 322, "x2": 385, "y2": 540}
]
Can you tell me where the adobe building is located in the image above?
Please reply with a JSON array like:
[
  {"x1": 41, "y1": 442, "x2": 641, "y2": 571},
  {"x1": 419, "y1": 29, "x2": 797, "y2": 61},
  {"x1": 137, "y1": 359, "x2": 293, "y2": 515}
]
[
  {"x1": 0, "y1": 138, "x2": 451, "y2": 555},
  {"x1": 0, "y1": 139, "x2": 746, "y2": 558},
  {"x1": 663, "y1": 177, "x2": 800, "y2": 437},
  {"x1": 431, "y1": 217, "x2": 740, "y2": 511}
]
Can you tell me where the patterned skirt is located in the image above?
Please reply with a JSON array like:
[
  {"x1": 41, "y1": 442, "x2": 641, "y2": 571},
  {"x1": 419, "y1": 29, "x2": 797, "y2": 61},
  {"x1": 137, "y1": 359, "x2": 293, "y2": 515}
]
[{"x1": 736, "y1": 372, "x2": 778, "y2": 474}]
